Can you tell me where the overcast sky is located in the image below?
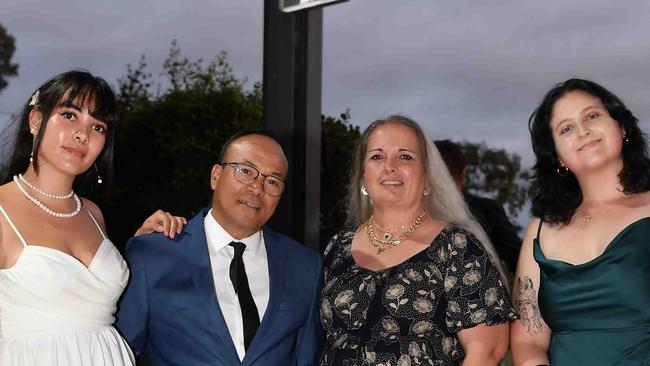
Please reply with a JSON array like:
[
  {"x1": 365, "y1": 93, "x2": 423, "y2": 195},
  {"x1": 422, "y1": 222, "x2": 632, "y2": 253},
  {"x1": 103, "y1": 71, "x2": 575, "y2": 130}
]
[{"x1": 2, "y1": 0, "x2": 650, "y2": 224}]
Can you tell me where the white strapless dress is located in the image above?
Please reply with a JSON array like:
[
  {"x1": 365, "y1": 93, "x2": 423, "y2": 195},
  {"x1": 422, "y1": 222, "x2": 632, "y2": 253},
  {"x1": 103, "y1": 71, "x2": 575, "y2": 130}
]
[{"x1": 0, "y1": 205, "x2": 134, "y2": 366}]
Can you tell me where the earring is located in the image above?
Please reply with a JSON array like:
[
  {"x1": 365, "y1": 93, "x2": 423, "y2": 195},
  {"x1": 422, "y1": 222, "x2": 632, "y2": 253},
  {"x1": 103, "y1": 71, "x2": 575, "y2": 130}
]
[
  {"x1": 624, "y1": 136, "x2": 630, "y2": 143},
  {"x1": 361, "y1": 185, "x2": 368, "y2": 196},
  {"x1": 95, "y1": 163, "x2": 103, "y2": 184},
  {"x1": 29, "y1": 126, "x2": 36, "y2": 163},
  {"x1": 556, "y1": 165, "x2": 569, "y2": 177},
  {"x1": 423, "y1": 189, "x2": 430, "y2": 196},
  {"x1": 29, "y1": 140, "x2": 35, "y2": 164}
]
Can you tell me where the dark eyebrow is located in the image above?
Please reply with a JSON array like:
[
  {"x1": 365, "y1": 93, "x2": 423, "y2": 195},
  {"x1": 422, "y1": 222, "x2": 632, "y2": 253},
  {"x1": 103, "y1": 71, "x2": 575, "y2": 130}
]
[
  {"x1": 554, "y1": 120, "x2": 567, "y2": 130},
  {"x1": 553, "y1": 104, "x2": 603, "y2": 130},
  {"x1": 582, "y1": 105, "x2": 603, "y2": 113},
  {"x1": 62, "y1": 101, "x2": 109, "y2": 124},
  {"x1": 240, "y1": 159, "x2": 284, "y2": 178},
  {"x1": 63, "y1": 101, "x2": 82, "y2": 112},
  {"x1": 240, "y1": 159, "x2": 258, "y2": 169}
]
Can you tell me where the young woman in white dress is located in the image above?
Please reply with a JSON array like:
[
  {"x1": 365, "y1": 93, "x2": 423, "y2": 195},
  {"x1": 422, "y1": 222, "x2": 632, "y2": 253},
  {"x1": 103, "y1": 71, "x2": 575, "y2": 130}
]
[{"x1": 0, "y1": 70, "x2": 184, "y2": 365}]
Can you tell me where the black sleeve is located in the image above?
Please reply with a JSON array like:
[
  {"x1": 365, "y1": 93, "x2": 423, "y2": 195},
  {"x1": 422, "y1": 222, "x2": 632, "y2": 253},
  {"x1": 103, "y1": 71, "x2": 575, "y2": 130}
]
[{"x1": 467, "y1": 195, "x2": 521, "y2": 274}]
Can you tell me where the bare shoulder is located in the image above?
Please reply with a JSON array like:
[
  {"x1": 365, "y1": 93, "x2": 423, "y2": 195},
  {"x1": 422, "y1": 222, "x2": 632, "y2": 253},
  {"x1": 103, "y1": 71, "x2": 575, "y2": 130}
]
[
  {"x1": 81, "y1": 197, "x2": 106, "y2": 230},
  {"x1": 0, "y1": 181, "x2": 16, "y2": 197},
  {"x1": 0, "y1": 182, "x2": 19, "y2": 231},
  {"x1": 521, "y1": 217, "x2": 542, "y2": 250},
  {"x1": 514, "y1": 217, "x2": 543, "y2": 288},
  {"x1": 0, "y1": 182, "x2": 20, "y2": 251}
]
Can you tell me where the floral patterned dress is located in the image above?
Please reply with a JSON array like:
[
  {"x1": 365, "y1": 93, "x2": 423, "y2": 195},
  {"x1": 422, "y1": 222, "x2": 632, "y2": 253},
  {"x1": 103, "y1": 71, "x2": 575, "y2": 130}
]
[{"x1": 319, "y1": 225, "x2": 517, "y2": 366}]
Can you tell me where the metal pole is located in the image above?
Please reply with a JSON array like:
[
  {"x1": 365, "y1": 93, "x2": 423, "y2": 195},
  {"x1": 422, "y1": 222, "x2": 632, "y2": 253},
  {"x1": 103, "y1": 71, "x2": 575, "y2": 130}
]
[{"x1": 263, "y1": 0, "x2": 322, "y2": 250}]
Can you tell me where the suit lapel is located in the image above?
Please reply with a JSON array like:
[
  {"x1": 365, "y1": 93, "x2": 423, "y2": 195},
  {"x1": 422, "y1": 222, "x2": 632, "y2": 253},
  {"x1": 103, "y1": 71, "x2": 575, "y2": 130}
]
[
  {"x1": 242, "y1": 227, "x2": 287, "y2": 364},
  {"x1": 185, "y1": 209, "x2": 240, "y2": 363}
]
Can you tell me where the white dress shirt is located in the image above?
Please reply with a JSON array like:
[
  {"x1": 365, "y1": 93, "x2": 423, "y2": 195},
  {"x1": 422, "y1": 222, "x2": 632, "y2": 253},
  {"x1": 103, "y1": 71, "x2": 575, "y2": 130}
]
[{"x1": 204, "y1": 209, "x2": 270, "y2": 361}]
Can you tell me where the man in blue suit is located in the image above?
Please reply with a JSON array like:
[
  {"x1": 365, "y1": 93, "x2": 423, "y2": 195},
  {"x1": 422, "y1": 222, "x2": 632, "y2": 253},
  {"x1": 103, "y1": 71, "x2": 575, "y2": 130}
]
[{"x1": 116, "y1": 130, "x2": 323, "y2": 365}]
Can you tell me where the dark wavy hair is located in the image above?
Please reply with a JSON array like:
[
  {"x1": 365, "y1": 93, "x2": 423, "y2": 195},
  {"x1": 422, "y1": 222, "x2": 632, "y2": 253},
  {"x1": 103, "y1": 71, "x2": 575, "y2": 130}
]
[
  {"x1": 3, "y1": 70, "x2": 117, "y2": 192},
  {"x1": 529, "y1": 78, "x2": 650, "y2": 225}
]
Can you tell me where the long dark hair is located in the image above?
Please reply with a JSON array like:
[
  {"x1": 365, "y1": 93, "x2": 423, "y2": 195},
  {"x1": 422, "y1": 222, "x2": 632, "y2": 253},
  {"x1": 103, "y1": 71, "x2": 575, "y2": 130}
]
[
  {"x1": 528, "y1": 78, "x2": 650, "y2": 225},
  {"x1": 3, "y1": 70, "x2": 117, "y2": 193}
]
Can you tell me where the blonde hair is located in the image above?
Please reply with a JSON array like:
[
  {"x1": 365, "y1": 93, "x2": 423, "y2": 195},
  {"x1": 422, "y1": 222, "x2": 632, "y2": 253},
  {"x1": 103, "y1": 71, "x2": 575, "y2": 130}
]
[{"x1": 347, "y1": 115, "x2": 508, "y2": 285}]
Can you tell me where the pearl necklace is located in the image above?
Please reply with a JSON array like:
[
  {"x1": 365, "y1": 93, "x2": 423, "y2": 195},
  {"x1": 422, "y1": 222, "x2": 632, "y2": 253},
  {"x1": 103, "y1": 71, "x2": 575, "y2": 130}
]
[
  {"x1": 365, "y1": 211, "x2": 427, "y2": 254},
  {"x1": 14, "y1": 175, "x2": 81, "y2": 218},
  {"x1": 18, "y1": 174, "x2": 74, "y2": 199}
]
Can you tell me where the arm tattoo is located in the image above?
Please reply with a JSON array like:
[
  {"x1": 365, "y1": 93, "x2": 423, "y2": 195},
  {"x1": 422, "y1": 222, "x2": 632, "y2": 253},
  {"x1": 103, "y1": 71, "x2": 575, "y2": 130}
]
[{"x1": 514, "y1": 276, "x2": 543, "y2": 335}]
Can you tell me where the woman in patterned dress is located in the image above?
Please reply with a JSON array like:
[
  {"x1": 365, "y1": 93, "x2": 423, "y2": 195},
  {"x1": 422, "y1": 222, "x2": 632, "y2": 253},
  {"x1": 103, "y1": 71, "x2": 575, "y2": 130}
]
[{"x1": 320, "y1": 115, "x2": 517, "y2": 366}]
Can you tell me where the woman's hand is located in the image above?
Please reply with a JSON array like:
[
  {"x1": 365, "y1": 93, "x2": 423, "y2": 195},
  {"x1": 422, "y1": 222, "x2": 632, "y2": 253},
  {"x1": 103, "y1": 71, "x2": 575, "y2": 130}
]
[
  {"x1": 459, "y1": 322, "x2": 510, "y2": 366},
  {"x1": 134, "y1": 210, "x2": 187, "y2": 239}
]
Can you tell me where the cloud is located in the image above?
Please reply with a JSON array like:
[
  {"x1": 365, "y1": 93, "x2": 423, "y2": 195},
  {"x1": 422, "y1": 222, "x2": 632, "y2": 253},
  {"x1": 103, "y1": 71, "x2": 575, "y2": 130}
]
[
  {"x1": 322, "y1": 0, "x2": 650, "y2": 169},
  {"x1": 2, "y1": 0, "x2": 649, "y2": 223},
  {"x1": 0, "y1": 0, "x2": 263, "y2": 122}
]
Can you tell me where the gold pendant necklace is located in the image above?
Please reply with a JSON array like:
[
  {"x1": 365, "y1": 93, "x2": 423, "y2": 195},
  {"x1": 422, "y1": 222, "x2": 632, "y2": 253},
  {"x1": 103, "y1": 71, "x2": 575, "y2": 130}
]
[
  {"x1": 578, "y1": 205, "x2": 612, "y2": 225},
  {"x1": 373, "y1": 221, "x2": 405, "y2": 241},
  {"x1": 365, "y1": 211, "x2": 427, "y2": 254}
]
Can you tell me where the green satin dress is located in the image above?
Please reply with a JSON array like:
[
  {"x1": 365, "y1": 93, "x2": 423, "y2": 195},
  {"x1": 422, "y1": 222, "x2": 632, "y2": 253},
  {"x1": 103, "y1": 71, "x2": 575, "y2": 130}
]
[{"x1": 534, "y1": 217, "x2": 650, "y2": 365}]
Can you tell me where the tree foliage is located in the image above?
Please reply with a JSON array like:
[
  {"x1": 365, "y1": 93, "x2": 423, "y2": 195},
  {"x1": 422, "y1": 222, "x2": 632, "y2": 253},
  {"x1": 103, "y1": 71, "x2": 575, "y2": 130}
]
[
  {"x1": 320, "y1": 110, "x2": 360, "y2": 248},
  {"x1": 107, "y1": 41, "x2": 357, "y2": 248},
  {"x1": 461, "y1": 141, "x2": 531, "y2": 219},
  {"x1": 106, "y1": 41, "x2": 262, "y2": 246},
  {"x1": 0, "y1": 23, "x2": 18, "y2": 93},
  {"x1": 105, "y1": 41, "x2": 528, "y2": 248}
]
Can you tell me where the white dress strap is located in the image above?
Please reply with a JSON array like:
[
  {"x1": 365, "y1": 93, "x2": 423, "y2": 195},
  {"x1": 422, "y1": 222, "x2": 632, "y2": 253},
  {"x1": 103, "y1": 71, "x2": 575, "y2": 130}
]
[
  {"x1": 85, "y1": 208, "x2": 107, "y2": 240},
  {"x1": 0, "y1": 205, "x2": 28, "y2": 247}
]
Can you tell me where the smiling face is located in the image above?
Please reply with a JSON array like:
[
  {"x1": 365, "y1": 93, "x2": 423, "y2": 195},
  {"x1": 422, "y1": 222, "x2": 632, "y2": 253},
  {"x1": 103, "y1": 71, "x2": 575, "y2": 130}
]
[
  {"x1": 31, "y1": 98, "x2": 108, "y2": 177},
  {"x1": 363, "y1": 123, "x2": 427, "y2": 211},
  {"x1": 210, "y1": 134, "x2": 288, "y2": 239},
  {"x1": 550, "y1": 90, "x2": 625, "y2": 174}
]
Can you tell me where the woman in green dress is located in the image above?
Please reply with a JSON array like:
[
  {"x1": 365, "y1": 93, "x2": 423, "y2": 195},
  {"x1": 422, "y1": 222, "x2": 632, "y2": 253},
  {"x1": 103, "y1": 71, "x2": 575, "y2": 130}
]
[{"x1": 511, "y1": 79, "x2": 650, "y2": 365}]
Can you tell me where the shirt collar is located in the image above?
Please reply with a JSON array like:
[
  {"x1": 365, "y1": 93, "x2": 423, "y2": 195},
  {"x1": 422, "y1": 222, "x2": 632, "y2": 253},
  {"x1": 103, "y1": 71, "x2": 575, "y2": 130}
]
[{"x1": 204, "y1": 208, "x2": 263, "y2": 255}]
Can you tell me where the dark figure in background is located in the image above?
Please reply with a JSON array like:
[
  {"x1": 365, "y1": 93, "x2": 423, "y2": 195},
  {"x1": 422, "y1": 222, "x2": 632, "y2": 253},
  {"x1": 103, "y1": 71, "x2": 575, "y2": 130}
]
[
  {"x1": 434, "y1": 140, "x2": 521, "y2": 275},
  {"x1": 116, "y1": 130, "x2": 323, "y2": 366}
]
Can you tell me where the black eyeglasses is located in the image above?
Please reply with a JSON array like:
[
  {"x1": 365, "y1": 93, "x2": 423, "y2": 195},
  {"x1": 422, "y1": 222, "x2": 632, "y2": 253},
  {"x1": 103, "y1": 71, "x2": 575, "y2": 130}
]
[{"x1": 222, "y1": 162, "x2": 286, "y2": 197}]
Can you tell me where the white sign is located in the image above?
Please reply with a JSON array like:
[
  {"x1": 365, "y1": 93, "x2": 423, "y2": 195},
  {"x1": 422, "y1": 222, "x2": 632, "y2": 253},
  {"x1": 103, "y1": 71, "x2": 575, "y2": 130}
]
[{"x1": 280, "y1": 0, "x2": 348, "y2": 13}]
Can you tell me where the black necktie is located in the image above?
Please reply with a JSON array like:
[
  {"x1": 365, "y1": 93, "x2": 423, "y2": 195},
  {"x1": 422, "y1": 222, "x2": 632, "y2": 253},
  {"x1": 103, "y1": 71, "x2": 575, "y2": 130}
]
[{"x1": 228, "y1": 241, "x2": 260, "y2": 350}]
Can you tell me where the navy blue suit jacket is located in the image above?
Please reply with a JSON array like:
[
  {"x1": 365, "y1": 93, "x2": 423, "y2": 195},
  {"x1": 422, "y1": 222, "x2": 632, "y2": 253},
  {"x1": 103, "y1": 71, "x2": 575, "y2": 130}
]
[{"x1": 116, "y1": 209, "x2": 323, "y2": 365}]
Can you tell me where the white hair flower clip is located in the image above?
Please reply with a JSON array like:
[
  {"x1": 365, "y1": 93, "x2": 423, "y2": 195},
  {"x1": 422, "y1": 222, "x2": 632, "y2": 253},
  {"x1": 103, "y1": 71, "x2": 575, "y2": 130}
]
[{"x1": 28, "y1": 90, "x2": 40, "y2": 107}]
